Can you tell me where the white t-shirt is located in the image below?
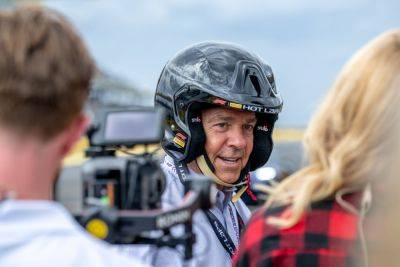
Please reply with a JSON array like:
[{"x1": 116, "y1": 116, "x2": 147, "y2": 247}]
[{"x1": 0, "y1": 200, "x2": 149, "y2": 267}]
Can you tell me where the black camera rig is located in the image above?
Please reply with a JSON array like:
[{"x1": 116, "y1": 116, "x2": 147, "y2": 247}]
[{"x1": 66, "y1": 107, "x2": 215, "y2": 260}]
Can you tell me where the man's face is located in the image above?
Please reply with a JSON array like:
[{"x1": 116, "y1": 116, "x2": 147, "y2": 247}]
[{"x1": 202, "y1": 107, "x2": 257, "y2": 184}]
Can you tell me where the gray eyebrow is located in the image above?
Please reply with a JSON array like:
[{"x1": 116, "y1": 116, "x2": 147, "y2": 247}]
[
  {"x1": 206, "y1": 115, "x2": 235, "y2": 123},
  {"x1": 246, "y1": 117, "x2": 257, "y2": 123},
  {"x1": 206, "y1": 114, "x2": 257, "y2": 124}
]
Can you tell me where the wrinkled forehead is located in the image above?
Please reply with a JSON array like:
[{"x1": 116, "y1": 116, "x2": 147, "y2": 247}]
[{"x1": 201, "y1": 105, "x2": 256, "y2": 122}]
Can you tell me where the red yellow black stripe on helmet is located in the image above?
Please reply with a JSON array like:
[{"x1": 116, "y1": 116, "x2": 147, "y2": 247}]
[
  {"x1": 173, "y1": 132, "x2": 187, "y2": 148},
  {"x1": 210, "y1": 96, "x2": 280, "y2": 114}
]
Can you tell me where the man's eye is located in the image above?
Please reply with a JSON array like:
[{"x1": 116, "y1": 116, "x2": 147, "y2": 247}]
[
  {"x1": 215, "y1": 123, "x2": 228, "y2": 129},
  {"x1": 244, "y1": 124, "x2": 254, "y2": 131}
]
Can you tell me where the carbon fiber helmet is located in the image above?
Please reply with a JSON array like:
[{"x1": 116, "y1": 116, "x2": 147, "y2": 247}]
[{"x1": 155, "y1": 42, "x2": 283, "y2": 172}]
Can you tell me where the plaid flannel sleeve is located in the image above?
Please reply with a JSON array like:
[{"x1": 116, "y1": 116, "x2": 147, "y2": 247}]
[{"x1": 234, "y1": 199, "x2": 360, "y2": 267}]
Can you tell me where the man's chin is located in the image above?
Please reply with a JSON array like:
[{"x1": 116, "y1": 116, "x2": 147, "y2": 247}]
[{"x1": 215, "y1": 171, "x2": 241, "y2": 184}]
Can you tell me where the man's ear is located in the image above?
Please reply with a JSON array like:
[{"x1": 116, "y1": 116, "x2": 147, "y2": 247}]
[{"x1": 60, "y1": 114, "x2": 90, "y2": 157}]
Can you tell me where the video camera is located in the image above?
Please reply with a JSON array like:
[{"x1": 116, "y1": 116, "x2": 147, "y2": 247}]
[{"x1": 57, "y1": 107, "x2": 215, "y2": 260}]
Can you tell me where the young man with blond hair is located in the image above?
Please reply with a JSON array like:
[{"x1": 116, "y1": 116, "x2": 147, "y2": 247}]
[{"x1": 0, "y1": 6, "x2": 147, "y2": 267}]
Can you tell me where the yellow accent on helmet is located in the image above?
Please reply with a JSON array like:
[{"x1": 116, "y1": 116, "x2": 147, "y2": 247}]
[
  {"x1": 228, "y1": 102, "x2": 243, "y2": 109},
  {"x1": 173, "y1": 136, "x2": 186, "y2": 148}
]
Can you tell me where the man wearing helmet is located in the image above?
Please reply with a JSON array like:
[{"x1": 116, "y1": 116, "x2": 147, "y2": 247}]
[{"x1": 153, "y1": 42, "x2": 282, "y2": 266}]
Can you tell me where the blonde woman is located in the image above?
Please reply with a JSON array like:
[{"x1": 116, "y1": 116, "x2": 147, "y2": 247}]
[{"x1": 234, "y1": 29, "x2": 400, "y2": 267}]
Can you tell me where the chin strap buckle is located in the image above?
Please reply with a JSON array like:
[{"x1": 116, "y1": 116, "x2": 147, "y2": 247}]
[{"x1": 232, "y1": 174, "x2": 257, "y2": 202}]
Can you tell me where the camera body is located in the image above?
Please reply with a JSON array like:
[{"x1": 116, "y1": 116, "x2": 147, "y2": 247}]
[
  {"x1": 57, "y1": 107, "x2": 215, "y2": 259},
  {"x1": 82, "y1": 155, "x2": 165, "y2": 210},
  {"x1": 81, "y1": 107, "x2": 166, "y2": 212}
]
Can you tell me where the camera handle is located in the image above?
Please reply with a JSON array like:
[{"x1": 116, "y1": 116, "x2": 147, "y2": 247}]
[{"x1": 78, "y1": 176, "x2": 215, "y2": 260}]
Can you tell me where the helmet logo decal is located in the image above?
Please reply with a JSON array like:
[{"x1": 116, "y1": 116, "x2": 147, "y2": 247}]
[
  {"x1": 210, "y1": 97, "x2": 281, "y2": 114},
  {"x1": 243, "y1": 104, "x2": 277, "y2": 113},
  {"x1": 257, "y1": 125, "x2": 269, "y2": 132},
  {"x1": 173, "y1": 132, "x2": 187, "y2": 148},
  {"x1": 191, "y1": 117, "x2": 201, "y2": 123}
]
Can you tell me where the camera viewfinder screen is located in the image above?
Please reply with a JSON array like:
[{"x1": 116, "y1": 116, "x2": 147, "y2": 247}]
[{"x1": 104, "y1": 111, "x2": 161, "y2": 143}]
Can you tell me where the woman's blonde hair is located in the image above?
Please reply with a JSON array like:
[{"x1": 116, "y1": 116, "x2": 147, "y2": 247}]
[{"x1": 265, "y1": 29, "x2": 400, "y2": 228}]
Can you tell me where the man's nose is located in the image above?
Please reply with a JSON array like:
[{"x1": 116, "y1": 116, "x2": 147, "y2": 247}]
[{"x1": 227, "y1": 127, "x2": 247, "y2": 149}]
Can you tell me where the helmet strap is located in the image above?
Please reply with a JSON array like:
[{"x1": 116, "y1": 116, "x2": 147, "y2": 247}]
[{"x1": 202, "y1": 152, "x2": 216, "y2": 173}]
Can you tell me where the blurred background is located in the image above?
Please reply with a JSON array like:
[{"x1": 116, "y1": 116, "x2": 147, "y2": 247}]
[
  {"x1": 43, "y1": 0, "x2": 400, "y2": 127},
  {"x1": 2, "y1": 0, "x2": 400, "y2": 199},
  {"x1": 3, "y1": 0, "x2": 399, "y2": 125}
]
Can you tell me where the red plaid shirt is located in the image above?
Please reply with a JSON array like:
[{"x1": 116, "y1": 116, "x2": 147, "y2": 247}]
[{"x1": 233, "y1": 193, "x2": 363, "y2": 267}]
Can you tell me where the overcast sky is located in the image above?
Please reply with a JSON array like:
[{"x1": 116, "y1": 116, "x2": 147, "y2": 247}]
[{"x1": 43, "y1": 0, "x2": 400, "y2": 127}]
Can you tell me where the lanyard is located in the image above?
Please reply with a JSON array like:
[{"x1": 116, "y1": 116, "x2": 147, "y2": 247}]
[
  {"x1": 173, "y1": 158, "x2": 244, "y2": 258},
  {"x1": 204, "y1": 209, "x2": 237, "y2": 258},
  {"x1": 228, "y1": 204, "x2": 240, "y2": 244}
]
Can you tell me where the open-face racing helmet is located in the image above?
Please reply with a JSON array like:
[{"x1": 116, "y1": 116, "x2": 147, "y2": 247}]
[{"x1": 155, "y1": 42, "x2": 283, "y2": 194}]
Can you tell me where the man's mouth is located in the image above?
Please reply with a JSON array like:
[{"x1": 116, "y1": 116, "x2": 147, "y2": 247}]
[{"x1": 218, "y1": 156, "x2": 241, "y2": 164}]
